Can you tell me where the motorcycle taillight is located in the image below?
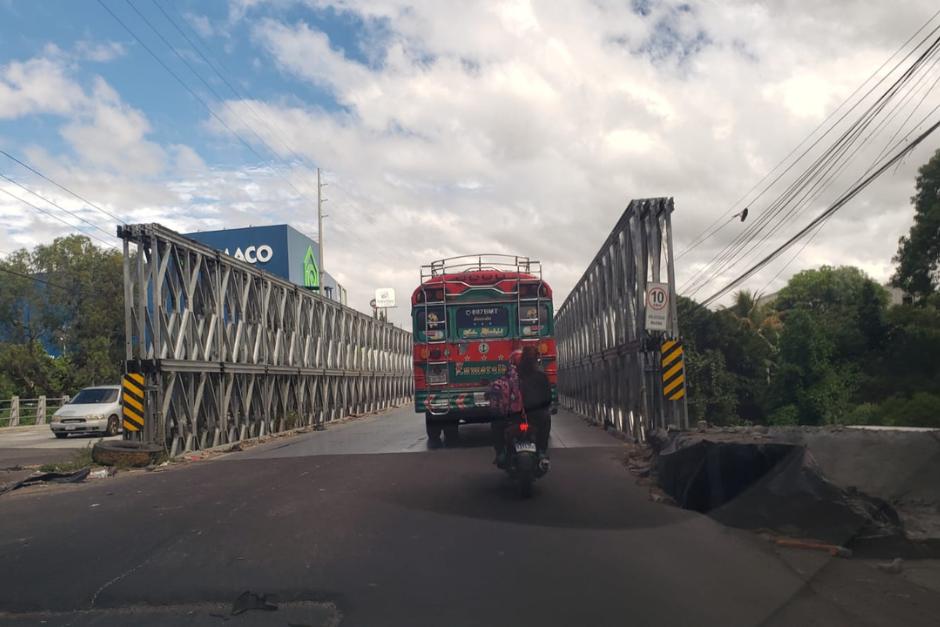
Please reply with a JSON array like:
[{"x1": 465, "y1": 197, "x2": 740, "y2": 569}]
[{"x1": 519, "y1": 422, "x2": 529, "y2": 432}]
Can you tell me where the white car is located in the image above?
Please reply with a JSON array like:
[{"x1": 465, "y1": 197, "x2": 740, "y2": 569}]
[{"x1": 50, "y1": 386, "x2": 122, "y2": 438}]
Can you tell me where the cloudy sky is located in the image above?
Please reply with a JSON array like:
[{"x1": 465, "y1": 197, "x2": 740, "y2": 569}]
[{"x1": 1, "y1": 0, "x2": 938, "y2": 326}]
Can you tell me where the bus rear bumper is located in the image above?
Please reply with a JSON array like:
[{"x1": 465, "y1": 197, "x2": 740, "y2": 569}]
[{"x1": 416, "y1": 390, "x2": 491, "y2": 419}]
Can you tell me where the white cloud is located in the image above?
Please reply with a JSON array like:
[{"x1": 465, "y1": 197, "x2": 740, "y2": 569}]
[
  {"x1": 74, "y1": 40, "x2": 126, "y2": 63},
  {"x1": 0, "y1": 50, "x2": 204, "y2": 255},
  {"x1": 0, "y1": 55, "x2": 86, "y2": 118},
  {"x1": 173, "y1": 144, "x2": 208, "y2": 174},
  {"x1": 186, "y1": 13, "x2": 216, "y2": 38},
  {"x1": 3, "y1": 1, "x2": 939, "y2": 329},
  {"x1": 60, "y1": 79, "x2": 167, "y2": 177},
  {"x1": 220, "y1": 0, "x2": 940, "y2": 325}
]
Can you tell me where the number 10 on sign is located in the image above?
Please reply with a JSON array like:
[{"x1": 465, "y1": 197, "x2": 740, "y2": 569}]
[{"x1": 645, "y1": 282, "x2": 670, "y2": 332}]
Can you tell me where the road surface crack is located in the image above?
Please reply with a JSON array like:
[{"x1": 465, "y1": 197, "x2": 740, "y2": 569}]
[{"x1": 89, "y1": 534, "x2": 187, "y2": 609}]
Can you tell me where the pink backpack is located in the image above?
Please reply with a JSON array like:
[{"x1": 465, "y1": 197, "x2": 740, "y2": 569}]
[{"x1": 488, "y1": 364, "x2": 524, "y2": 417}]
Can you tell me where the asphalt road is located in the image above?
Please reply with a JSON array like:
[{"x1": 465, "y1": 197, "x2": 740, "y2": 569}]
[
  {"x1": 0, "y1": 425, "x2": 120, "y2": 468},
  {"x1": 0, "y1": 407, "x2": 937, "y2": 626}
]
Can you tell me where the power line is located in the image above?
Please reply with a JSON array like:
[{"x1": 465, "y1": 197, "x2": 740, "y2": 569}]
[
  {"x1": 0, "y1": 265, "x2": 71, "y2": 291},
  {"x1": 0, "y1": 172, "x2": 116, "y2": 241},
  {"x1": 731, "y1": 54, "x2": 940, "y2": 292},
  {"x1": 684, "y1": 26, "x2": 940, "y2": 297},
  {"x1": 676, "y1": 8, "x2": 940, "y2": 261},
  {"x1": 755, "y1": 223, "x2": 825, "y2": 300},
  {"x1": 101, "y1": 0, "x2": 320, "y2": 211},
  {"x1": 150, "y1": 0, "x2": 313, "y2": 168},
  {"x1": 0, "y1": 150, "x2": 126, "y2": 225},
  {"x1": 0, "y1": 187, "x2": 117, "y2": 249},
  {"x1": 700, "y1": 115, "x2": 940, "y2": 308},
  {"x1": 682, "y1": 18, "x2": 940, "y2": 294}
]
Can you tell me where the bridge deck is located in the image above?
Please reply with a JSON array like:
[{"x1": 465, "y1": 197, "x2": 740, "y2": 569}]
[{"x1": 0, "y1": 407, "x2": 936, "y2": 626}]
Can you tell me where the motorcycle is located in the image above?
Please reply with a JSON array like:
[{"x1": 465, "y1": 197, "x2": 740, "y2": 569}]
[{"x1": 502, "y1": 416, "x2": 550, "y2": 498}]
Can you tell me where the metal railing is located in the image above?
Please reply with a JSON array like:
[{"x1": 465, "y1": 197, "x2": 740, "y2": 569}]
[
  {"x1": 119, "y1": 223, "x2": 414, "y2": 454},
  {"x1": 555, "y1": 198, "x2": 687, "y2": 441},
  {"x1": 0, "y1": 395, "x2": 71, "y2": 428}
]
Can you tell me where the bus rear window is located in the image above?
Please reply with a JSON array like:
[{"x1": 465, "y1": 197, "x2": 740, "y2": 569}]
[
  {"x1": 415, "y1": 306, "x2": 445, "y2": 341},
  {"x1": 520, "y1": 303, "x2": 552, "y2": 337},
  {"x1": 456, "y1": 306, "x2": 509, "y2": 339}
]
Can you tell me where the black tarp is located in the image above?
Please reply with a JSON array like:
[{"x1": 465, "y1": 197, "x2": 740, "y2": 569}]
[{"x1": 654, "y1": 434, "x2": 902, "y2": 545}]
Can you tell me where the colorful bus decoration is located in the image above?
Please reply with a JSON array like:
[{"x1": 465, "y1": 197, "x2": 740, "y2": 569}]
[{"x1": 411, "y1": 255, "x2": 557, "y2": 441}]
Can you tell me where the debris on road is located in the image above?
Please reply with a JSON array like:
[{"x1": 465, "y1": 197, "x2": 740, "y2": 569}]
[
  {"x1": 771, "y1": 536, "x2": 853, "y2": 558},
  {"x1": 231, "y1": 590, "x2": 279, "y2": 615},
  {"x1": 87, "y1": 467, "x2": 116, "y2": 480},
  {"x1": 877, "y1": 557, "x2": 905, "y2": 574},
  {"x1": 649, "y1": 487, "x2": 676, "y2": 506},
  {"x1": 0, "y1": 467, "x2": 91, "y2": 495}
]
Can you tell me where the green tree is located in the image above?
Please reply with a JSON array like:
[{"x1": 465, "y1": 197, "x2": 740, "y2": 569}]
[
  {"x1": 892, "y1": 147, "x2": 940, "y2": 298},
  {"x1": 771, "y1": 309, "x2": 855, "y2": 425},
  {"x1": 678, "y1": 296, "x2": 772, "y2": 424},
  {"x1": 857, "y1": 279, "x2": 887, "y2": 350},
  {"x1": 0, "y1": 250, "x2": 46, "y2": 344},
  {"x1": 29, "y1": 236, "x2": 124, "y2": 386},
  {"x1": 730, "y1": 289, "x2": 760, "y2": 327},
  {"x1": 0, "y1": 236, "x2": 123, "y2": 395},
  {"x1": 772, "y1": 265, "x2": 887, "y2": 362},
  {"x1": 865, "y1": 296, "x2": 940, "y2": 401},
  {"x1": 682, "y1": 343, "x2": 738, "y2": 424}
]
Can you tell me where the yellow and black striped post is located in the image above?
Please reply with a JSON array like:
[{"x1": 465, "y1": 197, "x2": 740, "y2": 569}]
[
  {"x1": 121, "y1": 373, "x2": 145, "y2": 433},
  {"x1": 661, "y1": 339, "x2": 686, "y2": 401}
]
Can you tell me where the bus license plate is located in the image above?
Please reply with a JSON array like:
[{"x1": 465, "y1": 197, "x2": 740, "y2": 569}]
[{"x1": 514, "y1": 442, "x2": 536, "y2": 453}]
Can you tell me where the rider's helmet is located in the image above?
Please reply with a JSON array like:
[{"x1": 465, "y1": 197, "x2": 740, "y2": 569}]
[{"x1": 509, "y1": 349, "x2": 524, "y2": 367}]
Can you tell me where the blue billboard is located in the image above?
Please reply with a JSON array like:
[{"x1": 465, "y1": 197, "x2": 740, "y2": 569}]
[{"x1": 184, "y1": 225, "x2": 345, "y2": 303}]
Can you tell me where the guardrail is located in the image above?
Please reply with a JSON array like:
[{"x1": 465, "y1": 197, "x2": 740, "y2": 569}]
[
  {"x1": 119, "y1": 223, "x2": 414, "y2": 454},
  {"x1": 0, "y1": 395, "x2": 71, "y2": 428},
  {"x1": 555, "y1": 198, "x2": 687, "y2": 441}
]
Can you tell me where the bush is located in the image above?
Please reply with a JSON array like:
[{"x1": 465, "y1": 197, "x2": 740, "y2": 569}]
[
  {"x1": 878, "y1": 392, "x2": 940, "y2": 428},
  {"x1": 838, "y1": 403, "x2": 882, "y2": 426},
  {"x1": 769, "y1": 404, "x2": 799, "y2": 426}
]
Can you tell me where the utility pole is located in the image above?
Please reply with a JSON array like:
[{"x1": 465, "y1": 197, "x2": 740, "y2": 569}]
[{"x1": 317, "y1": 168, "x2": 327, "y2": 278}]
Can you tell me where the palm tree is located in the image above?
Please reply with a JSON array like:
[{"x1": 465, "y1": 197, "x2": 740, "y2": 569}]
[
  {"x1": 730, "y1": 289, "x2": 761, "y2": 329},
  {"x1": 730, "y1": 289, "x2": 781, "y2": 348}
]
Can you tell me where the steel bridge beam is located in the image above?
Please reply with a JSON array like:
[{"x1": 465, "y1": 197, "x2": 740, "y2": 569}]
[
  {"x1": 555, "y1": 198, "x2": 687, "y2": 441},
  {"x1": 119, "y1": 223, "x2": 413, "y2": 453}
]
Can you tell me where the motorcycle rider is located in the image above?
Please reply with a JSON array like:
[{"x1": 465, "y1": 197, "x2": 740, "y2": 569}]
[{"x1": 492, "y1": 345, "x2": 552, "y2": 467}]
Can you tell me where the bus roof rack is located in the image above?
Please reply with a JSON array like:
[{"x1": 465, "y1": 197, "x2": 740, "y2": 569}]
[{"x1": 421, "y1": 254, "x2": 542, "y2": 281}]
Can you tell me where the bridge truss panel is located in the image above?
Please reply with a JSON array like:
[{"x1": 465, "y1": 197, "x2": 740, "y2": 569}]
[
  {"x1": 555, "y1": 198, "x2": 687, "y2": 441},
  {"x1": 119, "y1": 223, "x2": 413, "y2": 452}
]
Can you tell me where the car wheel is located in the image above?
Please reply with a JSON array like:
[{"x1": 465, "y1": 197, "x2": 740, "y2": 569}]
[
  {"x1": 106, "y1": 415, "x2": 120, "y2": 436},
  {"x1": 54, "y1": 432, "x2": 68, "y2": 439}
]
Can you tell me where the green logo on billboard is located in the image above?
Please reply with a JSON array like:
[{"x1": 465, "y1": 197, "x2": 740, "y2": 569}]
[{"x1": 303, "y1": 246, "x2": 320, "y2": 289}]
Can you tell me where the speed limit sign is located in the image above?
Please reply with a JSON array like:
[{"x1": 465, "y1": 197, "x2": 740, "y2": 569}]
[{"x1": 645, "y1": 282, "x2": 670, "y2": 331}]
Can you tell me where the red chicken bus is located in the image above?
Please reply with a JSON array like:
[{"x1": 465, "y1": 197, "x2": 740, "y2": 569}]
[{"x1": 411, "y1": 255, "x2": 557, "y2": 442}]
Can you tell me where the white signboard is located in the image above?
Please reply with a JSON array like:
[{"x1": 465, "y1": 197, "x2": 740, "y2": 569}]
[
  {"x1": 374, "y1": 287, "x2": 396, "y2": 308},
  {"x1": 644, "y1": 282, "x2": 670, "y2": 331}
]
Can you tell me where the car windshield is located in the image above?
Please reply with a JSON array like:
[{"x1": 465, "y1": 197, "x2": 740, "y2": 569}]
[{"x1": 70, "y1": 388, "x2": 118, "y2": 404}]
